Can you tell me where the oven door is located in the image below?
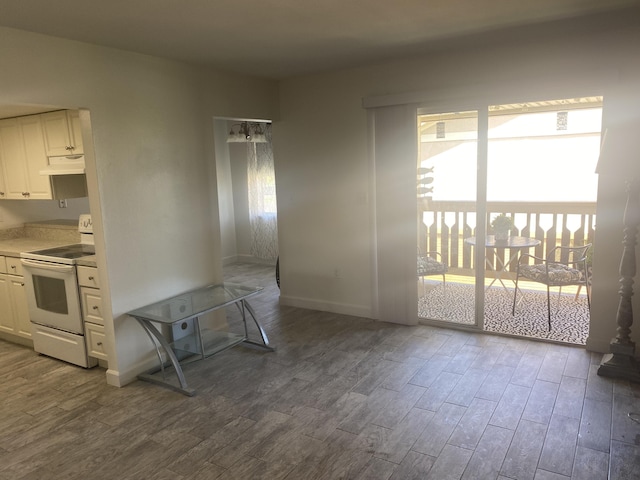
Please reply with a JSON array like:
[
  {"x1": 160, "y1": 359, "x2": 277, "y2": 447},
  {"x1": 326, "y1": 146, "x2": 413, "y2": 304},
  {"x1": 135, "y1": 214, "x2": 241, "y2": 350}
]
[{"x1": 20, "y1": 258, "x2": 83, "y2": 334}]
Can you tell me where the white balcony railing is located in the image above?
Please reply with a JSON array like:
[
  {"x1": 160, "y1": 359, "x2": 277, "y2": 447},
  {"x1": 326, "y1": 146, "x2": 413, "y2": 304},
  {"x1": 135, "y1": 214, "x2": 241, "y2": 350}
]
[{"x1": 419, "y1": 201, "x2": 596, "y2": 276}]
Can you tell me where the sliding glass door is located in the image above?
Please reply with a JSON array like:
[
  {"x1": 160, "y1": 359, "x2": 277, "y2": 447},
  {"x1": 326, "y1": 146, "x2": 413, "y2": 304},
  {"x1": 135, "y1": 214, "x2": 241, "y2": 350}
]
[
  {"x1": 483, "y1": 100, "x2": 600, "y2": 342},
  {"x1": 417, "y1": 97, "x2": 600, "y2": 343},
  {"x1": 417, "y1": 110, "x2": 480, "y2": 326}
]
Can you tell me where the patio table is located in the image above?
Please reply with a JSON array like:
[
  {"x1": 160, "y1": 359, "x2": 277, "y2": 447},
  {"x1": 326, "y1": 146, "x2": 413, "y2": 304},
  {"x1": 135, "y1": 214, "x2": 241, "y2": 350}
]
[{"x1": 464, "y1": 235, "x2": 541, "y2": 292}]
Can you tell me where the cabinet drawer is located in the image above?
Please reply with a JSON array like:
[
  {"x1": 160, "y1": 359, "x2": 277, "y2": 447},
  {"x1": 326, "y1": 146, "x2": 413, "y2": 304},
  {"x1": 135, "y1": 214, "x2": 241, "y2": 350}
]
[
  {"x1": 81, "y1": 287, "x2": 103, "y2": 325},
  {"x1": 0, "y1": 256, "x2": 6, "y2": 274},
  {"x1": 77, "y1": 265, "x2": 100, "y2": 288},
  {"x1": 85, "y1": 322, "x2": 108, "y2": 360},
  {"x1": 6, "y1": 257, "x2": 23, "y2": 277},
  {"x1": 31, "y1": 323, "x2": 96, "y2": 368}
]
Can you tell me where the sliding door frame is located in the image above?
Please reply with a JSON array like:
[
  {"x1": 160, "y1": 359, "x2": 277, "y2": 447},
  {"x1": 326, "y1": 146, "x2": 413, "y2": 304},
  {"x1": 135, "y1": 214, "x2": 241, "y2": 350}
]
[
  {"x1": 417, "y1": 101, "x2": 490, "y2": 330},
  {"x1": 368, "y1": 78, "x2": 609, "y2": 329}
]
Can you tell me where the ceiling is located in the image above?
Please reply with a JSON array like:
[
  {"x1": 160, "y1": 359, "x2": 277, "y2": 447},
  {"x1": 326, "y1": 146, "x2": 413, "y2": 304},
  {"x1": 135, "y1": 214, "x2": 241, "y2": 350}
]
[{"x1": 0, "y1": 0, "x2": 639, "y2": 80}]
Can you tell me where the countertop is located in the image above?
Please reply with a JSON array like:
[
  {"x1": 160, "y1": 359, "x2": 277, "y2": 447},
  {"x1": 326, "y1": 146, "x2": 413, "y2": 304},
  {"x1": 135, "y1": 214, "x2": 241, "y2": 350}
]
[
  {"x1": 0, "y1": 237, "x2": 73, "y2": 257},
  {"x1": 76, "y1": 255, "x2": 98, "y2": 267},
  {"x1": 0, "y1": 219, "x2": 98, "y2": 267},
  {"x1": 0, "y1": 239, "x2": 98, "y2": 267}
]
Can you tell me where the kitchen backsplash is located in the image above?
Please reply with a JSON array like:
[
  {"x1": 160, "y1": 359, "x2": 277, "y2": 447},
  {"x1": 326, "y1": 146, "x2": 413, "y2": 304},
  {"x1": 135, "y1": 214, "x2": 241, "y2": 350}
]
[{"x1": 0, "y1": 219, "x2": 80, "y2": 243}]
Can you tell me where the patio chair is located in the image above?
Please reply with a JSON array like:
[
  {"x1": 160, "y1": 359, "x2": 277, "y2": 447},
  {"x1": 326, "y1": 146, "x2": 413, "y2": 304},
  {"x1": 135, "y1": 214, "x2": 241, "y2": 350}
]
[
  {"x1": 512, "y1": 243, "x2": 592, "y2": 331},
  {"x1": 417, "y1": 249, "x2": 448, "y2": 295}
]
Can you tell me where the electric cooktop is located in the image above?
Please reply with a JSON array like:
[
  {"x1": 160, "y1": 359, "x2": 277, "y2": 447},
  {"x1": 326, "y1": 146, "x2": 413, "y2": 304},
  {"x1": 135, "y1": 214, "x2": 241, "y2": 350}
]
[
  {"x1": 32, "y1": 244, "x2": 95, "y2": 258},
  {"x1": 22, "y1": 243, "x2": 95, "y2": 262}
]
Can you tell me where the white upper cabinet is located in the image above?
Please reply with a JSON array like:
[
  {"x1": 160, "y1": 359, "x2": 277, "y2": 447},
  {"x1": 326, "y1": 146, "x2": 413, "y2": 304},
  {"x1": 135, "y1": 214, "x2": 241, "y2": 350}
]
[
  {"x1": 0, "y1": 167, "x2": 5, "y2": 199},
  {"x1": 21, "y1": 116, "x2": 53, "y2": 199},
  {"x1": 41, "y1": 110, "x2": 84, "y2": 157},
  {"x1": 0, "y1": 130, "x2": 6, "y2": 199},
  {"x1": 0, "y1": 119, "x2": 22, "y2": 199},
  {"x1": 0, "y1": 116, "x2": 52, "y2": 200}
]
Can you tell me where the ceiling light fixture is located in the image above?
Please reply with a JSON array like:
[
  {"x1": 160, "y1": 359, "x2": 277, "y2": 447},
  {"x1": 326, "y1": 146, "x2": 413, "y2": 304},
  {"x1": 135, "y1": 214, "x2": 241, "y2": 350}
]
[{"x1": 227, "y1": 121, "x2": 269, "y2": 143}]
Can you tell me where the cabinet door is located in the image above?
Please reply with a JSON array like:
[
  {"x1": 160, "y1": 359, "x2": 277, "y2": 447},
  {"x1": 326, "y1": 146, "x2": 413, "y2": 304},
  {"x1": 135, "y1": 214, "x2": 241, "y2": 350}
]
[
  {"x1": 20, "y1": 116, "x2": 52, "y2": 200},
  {"x1": 0, "y1": 274, "x2": 15, "y2": 334},
  {"x1": 81, "y1": 286, "x2": 103, "y2": 325},
  {"x1": 67, "y1": 110, "x2": 84, "y2": 155},
  {"x1": 77, "y1": 266, "x2": 100, "y2": 288},
  {"x1": 8, "y1": 276, "x2": 31, "y2": 339},
  {"x1": 86, "y1": 322, "x2": 108, "y2": 360},
  {"x1": 0, "y1": 156, "x2": 6, "y2": 199},
  {"x1": 41, "y1": 110, "x2": 73, "y2": 157},
  {"x1": 0, "y1": 118, "x2": 28, "y2": 199}
]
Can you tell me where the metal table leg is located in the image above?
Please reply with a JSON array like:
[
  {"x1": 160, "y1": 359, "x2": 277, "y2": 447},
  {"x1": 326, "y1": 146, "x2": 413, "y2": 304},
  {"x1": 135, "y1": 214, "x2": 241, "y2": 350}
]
[
  {"x1": 134, "y1": 317, "x2": 195, "y2": 396},
  {"x1": 230, "y1": 298, "x2": 274, "y2": 351}
]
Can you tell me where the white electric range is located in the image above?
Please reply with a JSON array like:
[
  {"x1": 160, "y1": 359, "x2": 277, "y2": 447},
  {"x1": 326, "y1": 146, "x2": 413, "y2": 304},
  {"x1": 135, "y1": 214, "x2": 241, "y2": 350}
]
[{"x1": 20, "y1": 214, "x2": 97, "y2": 367}]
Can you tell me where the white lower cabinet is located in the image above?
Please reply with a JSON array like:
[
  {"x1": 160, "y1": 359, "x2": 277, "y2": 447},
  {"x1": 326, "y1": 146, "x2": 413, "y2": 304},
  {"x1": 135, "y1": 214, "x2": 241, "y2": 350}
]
[
  {"x1": 0, "y1": 256, "x2": 31, "y2": 340},
  {"x1": 79, "y1": 267, "x2": 108, "y2": 362},
  {"x1": 85, "y1": 322, "x2": 107, "y2": 360},
  {"x1": 0, "y1": 274, "x2": 13, "y2": 335},
  {"x1": 8, "y1": 275, "x2": 30, "y2": 338}
]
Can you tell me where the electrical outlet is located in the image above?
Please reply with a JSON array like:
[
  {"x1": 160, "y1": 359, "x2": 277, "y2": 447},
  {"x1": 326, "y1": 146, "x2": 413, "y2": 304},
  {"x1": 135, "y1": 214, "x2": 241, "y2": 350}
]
[{"x1": 58, "y1": 199, "x2": 68, "y2": 208}]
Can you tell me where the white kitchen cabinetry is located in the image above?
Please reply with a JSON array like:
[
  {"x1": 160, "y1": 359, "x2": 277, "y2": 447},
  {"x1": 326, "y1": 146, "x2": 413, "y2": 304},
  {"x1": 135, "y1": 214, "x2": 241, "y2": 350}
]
[
  {"x1": 0, "y1": 162, "x2": 6, "y2": 199},
  {"x1": 78, "y1": 266, "x2": 108, "y2": 362},
  {"x1": 0, "y1": 116, "x2": 53, "y2": 200},
  {"x1": 85, "y1": 322, "x2": 107, "y2": 360},
  {"x1": 0, "y1": 259, "x2": 12, "y2": 334},
  {"x1": 0, "y1": 256, "x2": 31, "y2": 340},
  {"x1": 41, "y1": 110, "x2": 84, "y2": 157}
]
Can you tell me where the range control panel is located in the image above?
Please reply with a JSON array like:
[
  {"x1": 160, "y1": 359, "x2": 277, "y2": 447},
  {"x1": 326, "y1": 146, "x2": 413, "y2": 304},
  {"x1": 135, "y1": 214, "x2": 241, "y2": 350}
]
[{"x1": 78, "y1": 214, "x2": 93, "y2": 234}]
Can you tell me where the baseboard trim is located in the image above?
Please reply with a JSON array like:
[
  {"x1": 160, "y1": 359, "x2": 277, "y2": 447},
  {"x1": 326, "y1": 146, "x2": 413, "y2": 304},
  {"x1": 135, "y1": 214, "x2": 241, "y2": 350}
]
[
  {"x1": 585, "y1": 335, "x2": 612, "y2": 354},
  {"x1": 105, "y1": 354, "x2": 162, "y2": 387},
  {"x1": 235, "y1": 254, "x2": 277, "y2": 266},
  {"x1": 279, "y1": 294, "x2": 372, "y2": 319},
  {"x1": 222, "y1": 255, "x2": 238, "y2": 266},
  {"x1": 0, "y1": 332, "x2": 33, "y2": 348},
  {"x1": 224, "y1": 254, "x2": 277, "y2": 266}
]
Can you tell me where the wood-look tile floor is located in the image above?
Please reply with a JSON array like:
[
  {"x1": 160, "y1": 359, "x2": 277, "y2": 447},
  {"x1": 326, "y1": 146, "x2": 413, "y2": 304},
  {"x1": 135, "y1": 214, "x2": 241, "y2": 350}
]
[{"x1": 1, "y1": 262, "x2": 639, "y2": 480}]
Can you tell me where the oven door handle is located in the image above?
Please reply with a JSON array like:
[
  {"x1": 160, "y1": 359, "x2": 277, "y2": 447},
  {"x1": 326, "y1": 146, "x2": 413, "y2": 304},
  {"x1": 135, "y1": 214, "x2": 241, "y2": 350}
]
[{"x1": 20, "y1": 258, "x2": 76, "y2": 273}]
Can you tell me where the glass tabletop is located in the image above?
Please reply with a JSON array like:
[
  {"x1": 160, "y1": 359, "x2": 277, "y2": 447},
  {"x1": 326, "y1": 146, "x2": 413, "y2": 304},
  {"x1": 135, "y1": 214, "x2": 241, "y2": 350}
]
[{"x1": 127, "y1": 282, "x2": 263, "y2": 324}]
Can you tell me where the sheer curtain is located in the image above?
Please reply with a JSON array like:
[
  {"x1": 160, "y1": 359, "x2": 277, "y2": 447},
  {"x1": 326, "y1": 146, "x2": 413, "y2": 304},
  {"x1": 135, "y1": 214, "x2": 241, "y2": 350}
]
[{"x1": 247, "y1": 124, "x2": 279, "y2": 260}]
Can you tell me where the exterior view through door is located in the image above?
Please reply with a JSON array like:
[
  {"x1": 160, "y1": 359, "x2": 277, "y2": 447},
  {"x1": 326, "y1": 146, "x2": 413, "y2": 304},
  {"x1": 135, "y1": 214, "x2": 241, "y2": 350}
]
[{"x1": 417, "y1": 97, "x2": 601, "y2": 345}]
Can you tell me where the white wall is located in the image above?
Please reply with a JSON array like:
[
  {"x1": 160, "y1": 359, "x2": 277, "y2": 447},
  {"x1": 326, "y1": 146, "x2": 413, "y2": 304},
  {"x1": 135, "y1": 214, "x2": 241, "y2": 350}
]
[
  {"x1": 589, "y1": 70, "x2": 640, "y2": 352},
  {"x1": 0, "y1": 27, "x2": 278, "y2": 385},
  {"x1": 275, "y1": 10, "x2": 640, "y2": 349},
  {"x1": 0, "y1": 198, "x2": 89, "y2": 227},
  {"x1": 214, "y1": 119, "x2": 238, "y2": 264}
]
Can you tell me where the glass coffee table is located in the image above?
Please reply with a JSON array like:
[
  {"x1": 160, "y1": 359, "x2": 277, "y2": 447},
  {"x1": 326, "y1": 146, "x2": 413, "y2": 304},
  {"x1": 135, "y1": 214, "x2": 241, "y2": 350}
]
[{"x1": 127, "y1": 282, "x2": 274, "y2": 396}]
